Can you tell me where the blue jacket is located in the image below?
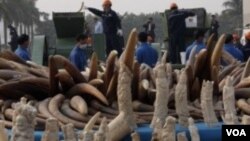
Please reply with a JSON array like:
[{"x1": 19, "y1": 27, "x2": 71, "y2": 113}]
[
  {"x1": 88, "y1": 8, "x2": 121, "y2": 35},
  {"x1": 242, "y1": 42, "x2": 250, "y2": 61},
  {"x1": 224, "y1": 43, "x2": 244, "y2": 62},
  {"x1": 185, "y1": 41, "x2": 206, "y2": 61},
  {"x1": 168, "y1": 9, "x2": 195, "y2": 37},
  {"x1": 69, "y1": 46, "x2": 87, "y2": 71},
  {"x1": 135, "y1": 43, "x2": 158, "y2": 68},
  {"x1": 14, "y1": 46, "x2": 31, "y2": 61}
]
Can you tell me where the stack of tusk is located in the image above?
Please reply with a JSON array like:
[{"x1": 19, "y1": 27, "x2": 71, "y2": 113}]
[
  {"x1": 161, "y1": 116, "x2": 176, "y2": 141},
  {"x1": 62, "y1": 123, "x2": 78, "y2": 141},
  {"x1": 10, "y1": 98, "x2": 37, "y2": 141},
  {"x1": 175, "y1": 69, "x2": 190, "y2": 127},
  {"x1": 151, "y1": 61, "x2": 169, "y2": 128},
  {"x1": 131, "y1": 131, "x2": 141, "y2": 141},
  {"x1": 222, "y1": 76, "x2": 239, "y2": 124},
  {"x1": 177, "y1": 132, "x2": 188, "y2": 141},
  {"x1": 0, "y1": 120, "x2": 8, "y2": 141},
  {"x1": 79, "y1": 112, "x2": 101, "y2": 141},
  {"x1": 108, "y1": 28, "x2": 137, "y2": 141},
  {"x1": 188, "y1": 117, "x2": 200, "y2": 141},
  {"x1": 241, "y1": 115, "x2": 250, "y2": 125},
  {"x1": 41, "y1": 118, "x2": 59, "y2": 141},
  {"x1": 70, "y1": 95, "x2": 88, "y2": 115},
  {"x1": 200, "y1": 80, "x2": 218, "y2": 127},
  {"x1": 94, "y1": 117, "x2": 109, "y2": 141}
]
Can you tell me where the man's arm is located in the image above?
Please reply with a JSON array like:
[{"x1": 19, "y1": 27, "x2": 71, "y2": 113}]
[
  {"x1": 183, "y1": 10, "x2": 195, "y2": 18},
  {"x1": 87, "y1": 8, "x2": 103, "y2": 17}
]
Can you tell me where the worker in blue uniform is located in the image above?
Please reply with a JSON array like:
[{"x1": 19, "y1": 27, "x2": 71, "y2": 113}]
[
  {"x1": 224, "y1": 34, "x2": 244, "y2": 62},
  {"x1": 85, "y1": 0, "x2": 123, "y2": 57},
  {"x1": 167, "y1": 3, "x2": 195, "y2": 64},
  {"x1": 15, "y1": 34, "x2": 31, "y2": 61},
  {"x1": 69, "y1": 34, "x2": 88, "y2": 71},
  {"x1": 135, "y1": 32, "x2": 158, "y2": 68},
  {"x1": 185, "y1": 30, "x2": 206, "y2": 62}
]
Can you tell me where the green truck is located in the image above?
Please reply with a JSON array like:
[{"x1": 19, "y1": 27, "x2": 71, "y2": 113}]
[
  {"x1": 32, "y1": 12, "x2": 106, "y2": 66},
  {"x1": 161, "y1": 7, "x2": 210, "y2": 48}
]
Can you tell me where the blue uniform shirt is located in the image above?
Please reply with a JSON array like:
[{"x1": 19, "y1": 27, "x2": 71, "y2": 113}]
[
  {"x1": 224, "y1": 43, "x2": 244, "y2": 62},
  {"x1": 135, "y1": 43, "x2": 158, "y2": 68},
  {"x1": 69, "y1": 46, "x2": 87, "y2": 71},
  {"x1": 14, "y1": 46, "x2": 31, "y2": 61},
  {"x1": 185, "y1": 41, "x2": 206, "y2": 61}
]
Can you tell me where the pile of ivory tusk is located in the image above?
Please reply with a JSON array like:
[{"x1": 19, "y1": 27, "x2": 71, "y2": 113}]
[{"x1": 1, "y1": 29, "x2": 250, "y2": 141}]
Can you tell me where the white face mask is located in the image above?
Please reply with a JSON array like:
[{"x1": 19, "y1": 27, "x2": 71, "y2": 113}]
[{"x1": 79, "y1": 44, "x2": 87, "y2": 49}]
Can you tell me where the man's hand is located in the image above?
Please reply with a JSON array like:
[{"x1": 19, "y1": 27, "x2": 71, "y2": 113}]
[{"x1": 117, "y1": 29, "x2": 123, "y2": 36}]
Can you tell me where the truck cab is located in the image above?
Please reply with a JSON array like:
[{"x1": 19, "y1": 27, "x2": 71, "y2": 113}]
[{"x1": 162, "y1": 8, "x2": 209, "y2": 48}]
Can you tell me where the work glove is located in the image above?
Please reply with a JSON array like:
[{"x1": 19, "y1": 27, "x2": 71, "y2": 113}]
[{"x1": 117, "y1": 29, "x2": 123, "y2": 36}]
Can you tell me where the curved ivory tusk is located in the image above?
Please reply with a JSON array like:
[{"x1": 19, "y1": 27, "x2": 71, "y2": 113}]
[
  {"x1": 200, "y1": 80, "x2": 218, "y2": 127},
  {"x1": 175, "y1": 69, "x2": 189, "y2": 127},
  {"x1": 151, "y1": 63, "x2": 169, "y2": 128},
  {"x1": 84, "y1": 112, "x2": 101, "y2": 132},
  {"x1": 188, "y1": 117, "x2": 200, "y2": 141},
  {"x1": 223, "y1": 76, "x2": 238, "y2": 124}
]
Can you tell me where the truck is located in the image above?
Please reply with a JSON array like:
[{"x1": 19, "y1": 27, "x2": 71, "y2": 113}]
[
  {"x1": 32, "y1": 11, "x2": 106, "y2": 65},
  {"x1": 160, "y1": 7, "x2": 210, "y2": 65}
]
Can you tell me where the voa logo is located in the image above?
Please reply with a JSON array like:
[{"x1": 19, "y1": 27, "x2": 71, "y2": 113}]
[{"x1": 226, "y1": 129, "x2": 246, "y2": 136}]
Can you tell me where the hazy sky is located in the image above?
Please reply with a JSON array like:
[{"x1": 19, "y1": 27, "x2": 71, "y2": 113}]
[{"x1": 36, "y1": 0, "x2": 226, "y2": 16}]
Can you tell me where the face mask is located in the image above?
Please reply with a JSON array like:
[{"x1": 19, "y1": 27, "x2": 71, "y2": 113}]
[{"x1": 79, "y1": 44, "x2": 87, "y2": 49}]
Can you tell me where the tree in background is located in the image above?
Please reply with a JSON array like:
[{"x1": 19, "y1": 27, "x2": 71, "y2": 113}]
[
  {"x1": 0, "y1": 0, "x2": 40, "y2": 47},
  {"x1": 1, "y1": 0, "x2": 244, "y2": 50},
  {"x1": 219, "y1": 0, "x2": 243, "y2": 35},
  {"x1": 35, "y1": 12, "x2": 56, "y2": 49},
  {"x1": 84, "y1": 12, "x2": 164, "y2": 44},
  {"x1": 121, "y1": 12, "x2": 164, "y2": 43}
]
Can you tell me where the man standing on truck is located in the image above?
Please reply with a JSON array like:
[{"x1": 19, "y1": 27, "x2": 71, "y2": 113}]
[
  {"x1": 167, "y1": 2, "x2": 195, "y2": 64},
  {"x1": 143, "y1": 17, "x2": 156, "y2": 42},
  {"x1": 85, "y1": 0, "x2": 123, "y2": 57},
  {"x1": 209, "y1": 15, "x2": 220, "y2": 41},
  {"x1": 209, "y1": 15, "x2": 219, "y2": 41}
]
